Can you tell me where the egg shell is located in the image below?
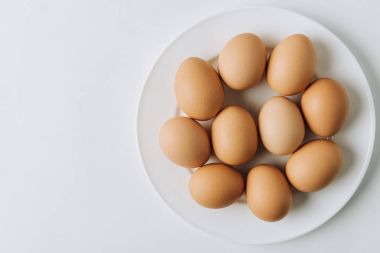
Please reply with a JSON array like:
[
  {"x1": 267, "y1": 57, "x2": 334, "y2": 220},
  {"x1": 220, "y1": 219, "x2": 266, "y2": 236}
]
[
  {"x1": 246, "y1": 165, "x2": 292, "y2": 222},
  {"x1": 218, "y1": 33, "x2": 267, "y2": 90},
  {"x1": 175, "y1": 57, "x2": 224, "y2": 120},
  {"x1": 211, "y1": 105, "x2": 258, "y2": 165},
  {"x1": 267, "y1": 34, "x2": 316, "y2": 95},
  {"x1": 258, "y1": 96, "x2": 305, "y2": 155},
  {"x1": 286, "y1": 139, "x2": 343, "y2": 192},
  {"x1": 301, "y1": 78, "x2": 349, "y2": 137},
  {"x1": 189, "y1": 163, "x2": 244, "y2": 209},
  {"x1": 159, "y1": 117, "x2": 210, "y2": 168}
]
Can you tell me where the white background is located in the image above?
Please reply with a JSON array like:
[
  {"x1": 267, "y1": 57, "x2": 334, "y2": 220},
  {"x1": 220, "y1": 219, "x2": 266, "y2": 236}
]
[{"x1": 0, "y1": 0, "x2": 379, "y2": 252}]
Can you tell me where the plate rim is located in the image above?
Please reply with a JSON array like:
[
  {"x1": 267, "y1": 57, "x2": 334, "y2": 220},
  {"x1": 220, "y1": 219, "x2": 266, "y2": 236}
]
[{"x1": 136, "y1": 6, "x2": 376, "y2": 244}]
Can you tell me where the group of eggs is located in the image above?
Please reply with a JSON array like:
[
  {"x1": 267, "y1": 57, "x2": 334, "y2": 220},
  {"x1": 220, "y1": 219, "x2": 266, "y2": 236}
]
[{"x1": 159, "y1": 33, "x2": 349, "y2": 222}]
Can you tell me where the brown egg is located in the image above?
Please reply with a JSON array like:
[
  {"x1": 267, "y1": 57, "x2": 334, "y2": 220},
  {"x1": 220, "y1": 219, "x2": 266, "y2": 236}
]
[
  {"x1": 301, "y1": 78, "x2": 349, "y2": 137},
  {"x1": 267, "y1": 34, "x2": 316, "y2": 95},
  {"x1": 218, "y1": 33, "x2": 267, "y2": 90},
  {"x1": 175, "y1": 57, "x2": 224, "y2": 121},
  {"x1": 286, "y1": 139, "x2": 343, "y2": 192},
  {"x1": 258, "y1": 96, "x2": 305, "y2": 155},
  {"x1": 212, "y1": 106, "x2": 258, "y2": 165},
  {"x1": 246, "y1": 165, "x2": 292, "y2": 222},
  {"x1": 159, "y1": 116, "x2": 210, "y2": 168},
  {"x1": 189, "y1": 163, "x2": 244, "y2": 208}
]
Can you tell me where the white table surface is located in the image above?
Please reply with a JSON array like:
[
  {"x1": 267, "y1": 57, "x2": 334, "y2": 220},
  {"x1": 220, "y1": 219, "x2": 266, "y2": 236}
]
[{"x1": 0, "y1": 0, "x2": 379, "y2": 252}]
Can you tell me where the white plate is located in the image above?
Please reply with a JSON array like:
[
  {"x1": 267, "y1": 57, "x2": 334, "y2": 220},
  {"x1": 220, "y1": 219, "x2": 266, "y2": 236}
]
[{"x1": 137, "y1": 7, "x2": 376, "y2": 244}]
